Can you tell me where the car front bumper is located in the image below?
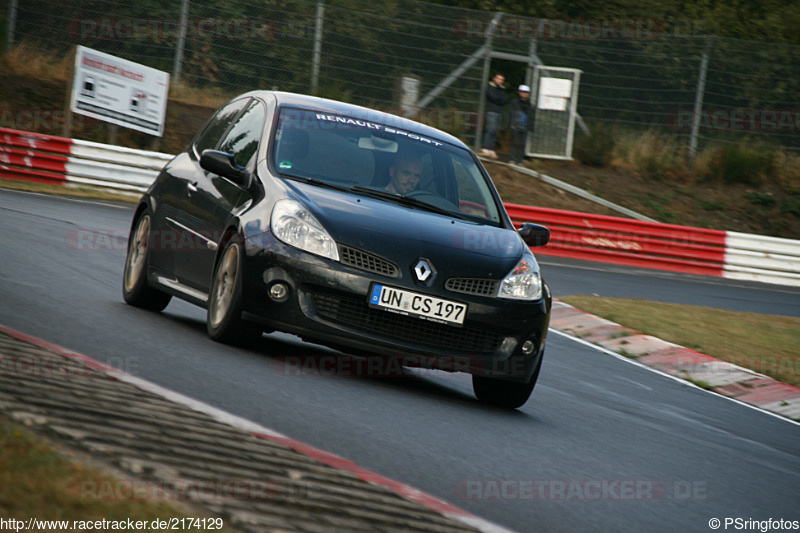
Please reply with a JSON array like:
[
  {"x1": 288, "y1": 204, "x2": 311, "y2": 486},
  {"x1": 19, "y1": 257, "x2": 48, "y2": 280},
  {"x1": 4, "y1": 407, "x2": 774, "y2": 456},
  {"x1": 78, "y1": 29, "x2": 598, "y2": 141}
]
[{"x1": 241, "y1": 235, "x2": 551, "y2": 381}]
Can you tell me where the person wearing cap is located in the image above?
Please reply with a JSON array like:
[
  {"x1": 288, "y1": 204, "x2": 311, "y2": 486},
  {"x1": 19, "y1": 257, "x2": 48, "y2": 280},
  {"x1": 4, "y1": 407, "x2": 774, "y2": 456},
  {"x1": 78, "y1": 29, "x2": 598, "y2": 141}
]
[
  {"x1": 508, "y1": 84, "x2": 532, "y2": 165},
  {"x1": 480, "y1": 73, "x2": 509, "y2": 159}
]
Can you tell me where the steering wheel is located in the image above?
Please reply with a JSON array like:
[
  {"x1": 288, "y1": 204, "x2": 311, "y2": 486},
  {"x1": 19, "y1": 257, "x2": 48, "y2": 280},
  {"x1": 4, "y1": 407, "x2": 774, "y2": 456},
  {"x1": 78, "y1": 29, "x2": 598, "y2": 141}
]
[{"x1": 406, "y1": 190, "x2": 458, "y2": 211}]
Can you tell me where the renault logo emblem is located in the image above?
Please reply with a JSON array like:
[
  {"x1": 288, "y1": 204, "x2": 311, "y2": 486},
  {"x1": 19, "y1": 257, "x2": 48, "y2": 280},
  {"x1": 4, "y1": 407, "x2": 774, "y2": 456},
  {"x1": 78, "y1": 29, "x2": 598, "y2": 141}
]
[{"x1": 413, "y1": 259, "x2": 435, "y2": 283}]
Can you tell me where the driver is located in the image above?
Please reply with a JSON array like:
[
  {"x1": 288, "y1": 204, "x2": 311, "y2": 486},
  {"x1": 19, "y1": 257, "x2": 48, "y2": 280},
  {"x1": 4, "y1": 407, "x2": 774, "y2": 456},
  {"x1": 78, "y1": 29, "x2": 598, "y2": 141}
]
[{"x1": 385, "y1": 153, "x2": 422, "y2": 195}]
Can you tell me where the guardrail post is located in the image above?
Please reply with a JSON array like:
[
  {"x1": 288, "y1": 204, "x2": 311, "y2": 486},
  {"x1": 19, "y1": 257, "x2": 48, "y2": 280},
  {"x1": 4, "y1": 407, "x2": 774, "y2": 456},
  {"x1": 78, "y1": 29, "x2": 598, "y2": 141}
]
[
  {"x1": 172, "y1": 0, "x2": 190, "y2": 87},
  {"x1": 474, "y1": 12, "x2": 503, "y2": 152},
  {"x1": 5, "y1": 0, "x2": 17, "y2": 52},
  {"x1": 62, "y1": 46, "x2": 76, "y2": 139},
  {"x1": 311, "y1": 1, "x2": 325, "y2": 95},
  {"x1": 689, "y1": 36, "x2": 715, "y2": 162}
]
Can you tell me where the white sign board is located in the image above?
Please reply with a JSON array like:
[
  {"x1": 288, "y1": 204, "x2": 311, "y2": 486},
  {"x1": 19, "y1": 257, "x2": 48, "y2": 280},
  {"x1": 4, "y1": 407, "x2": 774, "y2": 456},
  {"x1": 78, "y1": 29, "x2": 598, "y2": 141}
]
[
  {"x1": 70, "y1": 46, "x2": 170, "y2": 137},
  {"x1": 537, "y1": 77, "x2": 572, "y2": 112},
  {"x1": 538, "y1": 95, "x2": 568, "y2": 112}
]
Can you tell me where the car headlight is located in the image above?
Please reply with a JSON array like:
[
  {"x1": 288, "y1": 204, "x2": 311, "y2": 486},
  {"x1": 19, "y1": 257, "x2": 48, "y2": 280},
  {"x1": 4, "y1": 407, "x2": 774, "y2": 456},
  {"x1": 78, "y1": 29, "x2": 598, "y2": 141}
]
[
  {"x1": 498, "y1": 255, "x2": 542, "y2": 300},
  {"x1": 271, "y1": 199, "x2": 339, "y2": 261}
]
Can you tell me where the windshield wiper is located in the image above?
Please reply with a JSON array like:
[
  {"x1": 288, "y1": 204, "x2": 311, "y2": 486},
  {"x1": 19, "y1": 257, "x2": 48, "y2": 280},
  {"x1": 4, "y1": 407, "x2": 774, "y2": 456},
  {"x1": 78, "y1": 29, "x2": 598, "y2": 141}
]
[
  {"x1": 280, "y1": 173, "x2": 350, "y2": 193},
  {"x1": 349, "y1": 185, "x2": 468, "y2": 219}
]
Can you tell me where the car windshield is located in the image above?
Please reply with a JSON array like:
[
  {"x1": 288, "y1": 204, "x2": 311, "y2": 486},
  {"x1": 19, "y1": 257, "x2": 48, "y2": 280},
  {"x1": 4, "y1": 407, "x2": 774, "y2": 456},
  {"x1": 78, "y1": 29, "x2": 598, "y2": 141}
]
[{"x1": 272, "y1": 107, "x2": 502, "y2": 224}]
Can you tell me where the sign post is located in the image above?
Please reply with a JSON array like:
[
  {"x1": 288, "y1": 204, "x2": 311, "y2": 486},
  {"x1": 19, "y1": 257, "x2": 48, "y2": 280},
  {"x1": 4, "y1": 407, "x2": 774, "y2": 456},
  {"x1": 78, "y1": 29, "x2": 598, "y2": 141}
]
[
  {"x1": 527, "y1": 66, "x2": 581, "y2": 160},
  {"x1": 69, "y1": 46, "x2": 170, "y2": 139}
]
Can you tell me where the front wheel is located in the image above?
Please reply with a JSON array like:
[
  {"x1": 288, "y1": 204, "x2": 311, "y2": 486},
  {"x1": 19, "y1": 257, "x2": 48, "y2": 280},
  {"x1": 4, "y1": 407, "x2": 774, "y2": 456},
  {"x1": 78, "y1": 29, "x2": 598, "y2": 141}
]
[
  {"x1": 122, "y1": 212, "x2": 171, "y2": 311},
  {"x1": 472, "y1": 354, "x2": 543, "y2": 409},
  {"x1": 207, "y1": 237, "x2": 262, "y2": 344}
]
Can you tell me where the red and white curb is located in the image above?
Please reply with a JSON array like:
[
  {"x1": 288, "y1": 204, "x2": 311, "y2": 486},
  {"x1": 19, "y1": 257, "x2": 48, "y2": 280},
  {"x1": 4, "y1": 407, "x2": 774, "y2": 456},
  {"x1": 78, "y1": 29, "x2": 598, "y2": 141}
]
[
  {"x1": 0, "y1": 324, "x2": 512, "y2": 533},
  {"x1": 549, "y1": 301, "x2": 800, "y2": 423}
]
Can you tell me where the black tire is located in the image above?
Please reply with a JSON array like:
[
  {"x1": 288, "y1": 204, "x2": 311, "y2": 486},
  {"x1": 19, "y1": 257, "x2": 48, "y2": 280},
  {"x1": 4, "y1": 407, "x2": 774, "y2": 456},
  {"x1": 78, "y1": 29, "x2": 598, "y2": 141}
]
[
  {"x1": 122, "y1": 212, "x2": 171, "y2": 311},
  {"x1": 207, "y1": 237, "x2": 262, "y2": 344},
  {"x1": 472, "y1": 354, "x2": 543, "y2": 409}
]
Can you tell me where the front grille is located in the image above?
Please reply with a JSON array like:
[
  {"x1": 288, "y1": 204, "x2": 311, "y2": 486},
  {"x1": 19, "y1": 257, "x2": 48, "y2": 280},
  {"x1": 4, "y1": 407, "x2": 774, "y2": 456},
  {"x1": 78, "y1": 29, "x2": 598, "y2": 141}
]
[
  {"x1": 311, "y1": 288, "x2": 503, "y2": 354},
  {"x1": 446, "y1": 278, "x2": 499, "y2": 297},
  {"x1": 339, "y1": 245, "x2": 399, "y2": 278}
]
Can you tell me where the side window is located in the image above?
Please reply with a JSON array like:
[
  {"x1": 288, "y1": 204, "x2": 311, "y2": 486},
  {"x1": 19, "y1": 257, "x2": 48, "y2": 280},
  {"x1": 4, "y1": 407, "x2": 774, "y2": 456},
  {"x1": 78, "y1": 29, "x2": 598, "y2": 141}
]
[
  {"x1": 194, "y1": 98, "x2": 249, "y2": 155},
  {"x1": 217, "y1": 101, "x2": 267, "y2": 168},
  {"x1": 452, "y1": 155, "x2": 499, "y2": 222}
]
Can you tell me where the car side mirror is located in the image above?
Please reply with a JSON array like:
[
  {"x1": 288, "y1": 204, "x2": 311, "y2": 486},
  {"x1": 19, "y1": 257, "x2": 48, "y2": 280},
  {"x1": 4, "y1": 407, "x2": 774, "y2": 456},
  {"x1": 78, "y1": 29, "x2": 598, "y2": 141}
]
[
  {"x1": 200, "y1": 149, "x2": 252, "y2": 189},
  {"x1": 518, "y1": 223, "x2": 549, "y2": 247}
]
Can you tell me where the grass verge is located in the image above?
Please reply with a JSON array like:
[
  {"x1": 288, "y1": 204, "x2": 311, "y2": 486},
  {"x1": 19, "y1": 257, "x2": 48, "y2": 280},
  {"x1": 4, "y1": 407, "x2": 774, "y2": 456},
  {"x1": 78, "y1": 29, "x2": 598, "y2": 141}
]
[
  {"x1": 560, "y1": 295, "x2": 800, "y2": 388},
  {"x1": 0, "y1": 419, "x2": 234, "y2": 530}
]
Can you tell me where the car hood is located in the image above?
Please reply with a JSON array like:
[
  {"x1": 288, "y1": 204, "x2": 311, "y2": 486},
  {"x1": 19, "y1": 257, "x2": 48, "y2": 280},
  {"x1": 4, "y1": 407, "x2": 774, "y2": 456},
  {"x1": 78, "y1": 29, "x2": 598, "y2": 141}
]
[{"x1": 286, "y1": 181, "x2": 525, "y2": 277}]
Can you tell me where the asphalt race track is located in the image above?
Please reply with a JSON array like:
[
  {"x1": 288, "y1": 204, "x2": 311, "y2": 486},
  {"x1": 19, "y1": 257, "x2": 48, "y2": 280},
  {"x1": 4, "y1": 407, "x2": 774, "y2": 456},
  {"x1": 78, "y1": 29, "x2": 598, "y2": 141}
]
[{"x1": 1, "y1": 188, "x2": 799, "y2": 532}]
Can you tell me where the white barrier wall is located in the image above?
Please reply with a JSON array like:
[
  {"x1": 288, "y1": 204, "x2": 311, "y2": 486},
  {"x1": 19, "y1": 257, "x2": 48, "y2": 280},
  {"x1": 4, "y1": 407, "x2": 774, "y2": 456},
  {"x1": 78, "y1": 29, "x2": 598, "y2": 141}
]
[
  {"x1": 67, "y1": 139, "x2": 173, "y2": 192},
  {"x1": 724, "y1": 232, "x2": 800, "y2": 286}
]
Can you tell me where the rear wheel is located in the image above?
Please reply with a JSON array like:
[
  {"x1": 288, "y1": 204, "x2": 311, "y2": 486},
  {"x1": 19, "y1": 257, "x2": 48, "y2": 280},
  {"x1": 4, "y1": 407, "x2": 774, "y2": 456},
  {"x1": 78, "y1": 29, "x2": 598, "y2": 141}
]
[
  {"x1": 472, "y1": 354, "x2": 543, "y2": 409},
  {"x1": 207, "y1": 237, "x2": 262, "y2": 344},
  {"x1": 122, "y1": 212, "x2": 171, "y2": 311}
]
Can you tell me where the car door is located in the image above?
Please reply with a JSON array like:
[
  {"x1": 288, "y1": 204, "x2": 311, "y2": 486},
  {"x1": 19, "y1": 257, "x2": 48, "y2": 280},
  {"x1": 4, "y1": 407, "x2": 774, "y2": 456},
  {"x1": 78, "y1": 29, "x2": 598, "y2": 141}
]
[
  {"x1": 162, "y1": 97, "x2": 248, "y2": 292},
  {"x1": 173, "y1": 98, "x2": 267, "y2": 292}
]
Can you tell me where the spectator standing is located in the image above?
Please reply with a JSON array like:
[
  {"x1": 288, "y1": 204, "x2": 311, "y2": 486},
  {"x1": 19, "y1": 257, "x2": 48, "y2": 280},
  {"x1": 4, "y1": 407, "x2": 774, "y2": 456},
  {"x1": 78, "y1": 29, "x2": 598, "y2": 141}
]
[
  {"x1": 508, "y1": 84, "x2": 532, "y2": 165},
  {"x1": 480, "y1": 73, "x2": 508, "y2": 159}
]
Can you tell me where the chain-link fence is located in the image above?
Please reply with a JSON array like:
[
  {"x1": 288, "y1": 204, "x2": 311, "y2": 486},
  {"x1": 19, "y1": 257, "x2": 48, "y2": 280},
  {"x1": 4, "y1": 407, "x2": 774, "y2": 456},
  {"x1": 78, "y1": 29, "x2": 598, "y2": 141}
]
[{"x1": 6, "y1": 0, "x2": 800, "y2": 154}]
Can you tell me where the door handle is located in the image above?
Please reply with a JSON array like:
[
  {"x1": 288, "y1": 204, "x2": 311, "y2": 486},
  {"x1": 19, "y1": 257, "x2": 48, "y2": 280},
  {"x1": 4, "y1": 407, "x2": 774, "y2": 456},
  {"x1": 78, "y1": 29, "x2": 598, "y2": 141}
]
[{"x1": 187, "y1": 181, "x2": 198, "y2": 194}]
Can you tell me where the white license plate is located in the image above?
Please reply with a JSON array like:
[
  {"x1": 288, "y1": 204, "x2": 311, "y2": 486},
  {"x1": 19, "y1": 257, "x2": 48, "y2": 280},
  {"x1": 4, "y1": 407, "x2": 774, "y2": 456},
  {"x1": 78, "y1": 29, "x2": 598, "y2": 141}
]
[{"x1": 368, "y1": 284, "x2": 467, "y2": 326}]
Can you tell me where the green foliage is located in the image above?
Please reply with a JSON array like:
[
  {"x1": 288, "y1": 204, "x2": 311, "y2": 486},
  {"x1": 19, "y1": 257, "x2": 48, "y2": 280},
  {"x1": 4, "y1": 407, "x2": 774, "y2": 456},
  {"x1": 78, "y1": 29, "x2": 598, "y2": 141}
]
[
  {"x1": 699, "y1": 199, "x2": 725, "y2": 211},
  {"x1": 316, "y1": 79, "x2": 353, "y2": 103},
  {"x1": 615, "y1": 129, "x2": 684, "y2": 180},
  {"x1": 573, "y1": 127, "x2": 615, "y2": 167},
  {"x1": 0, "y1": 13, "x2": 7, "y2": 56},
  {"x1": 781, "y1": 194, "x2": 800, "y2": 217},
  {"x1": 707, "y1": 144, "x2": 775, "y2": 186},
  {"x1": 745, "y1": 191, "x2": 777, "y2": 207},
  {"x1": 643, "y1": 197, "x2": 676, "y2": 223}
]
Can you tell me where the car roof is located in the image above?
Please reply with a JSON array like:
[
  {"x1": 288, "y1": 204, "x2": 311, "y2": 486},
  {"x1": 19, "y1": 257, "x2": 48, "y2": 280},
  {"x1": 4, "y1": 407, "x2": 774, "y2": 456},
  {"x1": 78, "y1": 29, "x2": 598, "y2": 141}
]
[{"x1": 238, "y1": 90, "x2": 468, "y2": 150}]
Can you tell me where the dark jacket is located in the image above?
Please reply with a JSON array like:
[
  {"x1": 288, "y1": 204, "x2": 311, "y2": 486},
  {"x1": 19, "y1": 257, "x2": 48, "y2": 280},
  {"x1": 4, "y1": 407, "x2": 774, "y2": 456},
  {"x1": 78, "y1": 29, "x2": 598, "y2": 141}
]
[
  {"x1": 509, "y1": 96, "x2": 532, "y2": 131},
  {"x1": 485, "y1": 81, "x2": 509, "y2": 114}
]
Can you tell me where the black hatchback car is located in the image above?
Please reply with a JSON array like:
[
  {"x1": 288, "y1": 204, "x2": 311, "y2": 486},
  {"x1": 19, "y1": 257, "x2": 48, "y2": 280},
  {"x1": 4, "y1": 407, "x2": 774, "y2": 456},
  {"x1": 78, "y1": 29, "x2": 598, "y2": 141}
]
[{"x1": 123, "y1": 91, "x2": 551, "y2": 408}]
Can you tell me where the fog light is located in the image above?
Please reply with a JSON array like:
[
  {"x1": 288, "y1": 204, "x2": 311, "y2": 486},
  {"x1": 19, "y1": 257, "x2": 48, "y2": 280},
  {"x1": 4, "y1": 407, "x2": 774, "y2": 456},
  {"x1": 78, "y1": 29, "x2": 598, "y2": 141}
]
[
  {"x1": 269, "y1": 282, "x2": 289, "y2": 302},
  {"x1": 521, "y1": 340, "x2": 535, "y2": 355}
]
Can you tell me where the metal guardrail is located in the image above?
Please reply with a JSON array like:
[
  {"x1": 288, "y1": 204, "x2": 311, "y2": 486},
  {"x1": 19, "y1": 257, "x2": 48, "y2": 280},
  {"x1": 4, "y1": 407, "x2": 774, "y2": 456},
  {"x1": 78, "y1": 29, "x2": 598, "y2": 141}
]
[
  {"x1": 506, "y1": 203, "x2": 728, "y2": 277},
  {"x1": 0, "y1": 127, "x2": 171, "y2": 193},
  {"x1": 1, "y1": 127, "x2": 798, "y2": 287},
  {"x1": 507, "y1": 203, "x2": 800, "y2": 287},
  {"x1": 723, "y1": 233, "x2": 800, "y2": 286}
]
